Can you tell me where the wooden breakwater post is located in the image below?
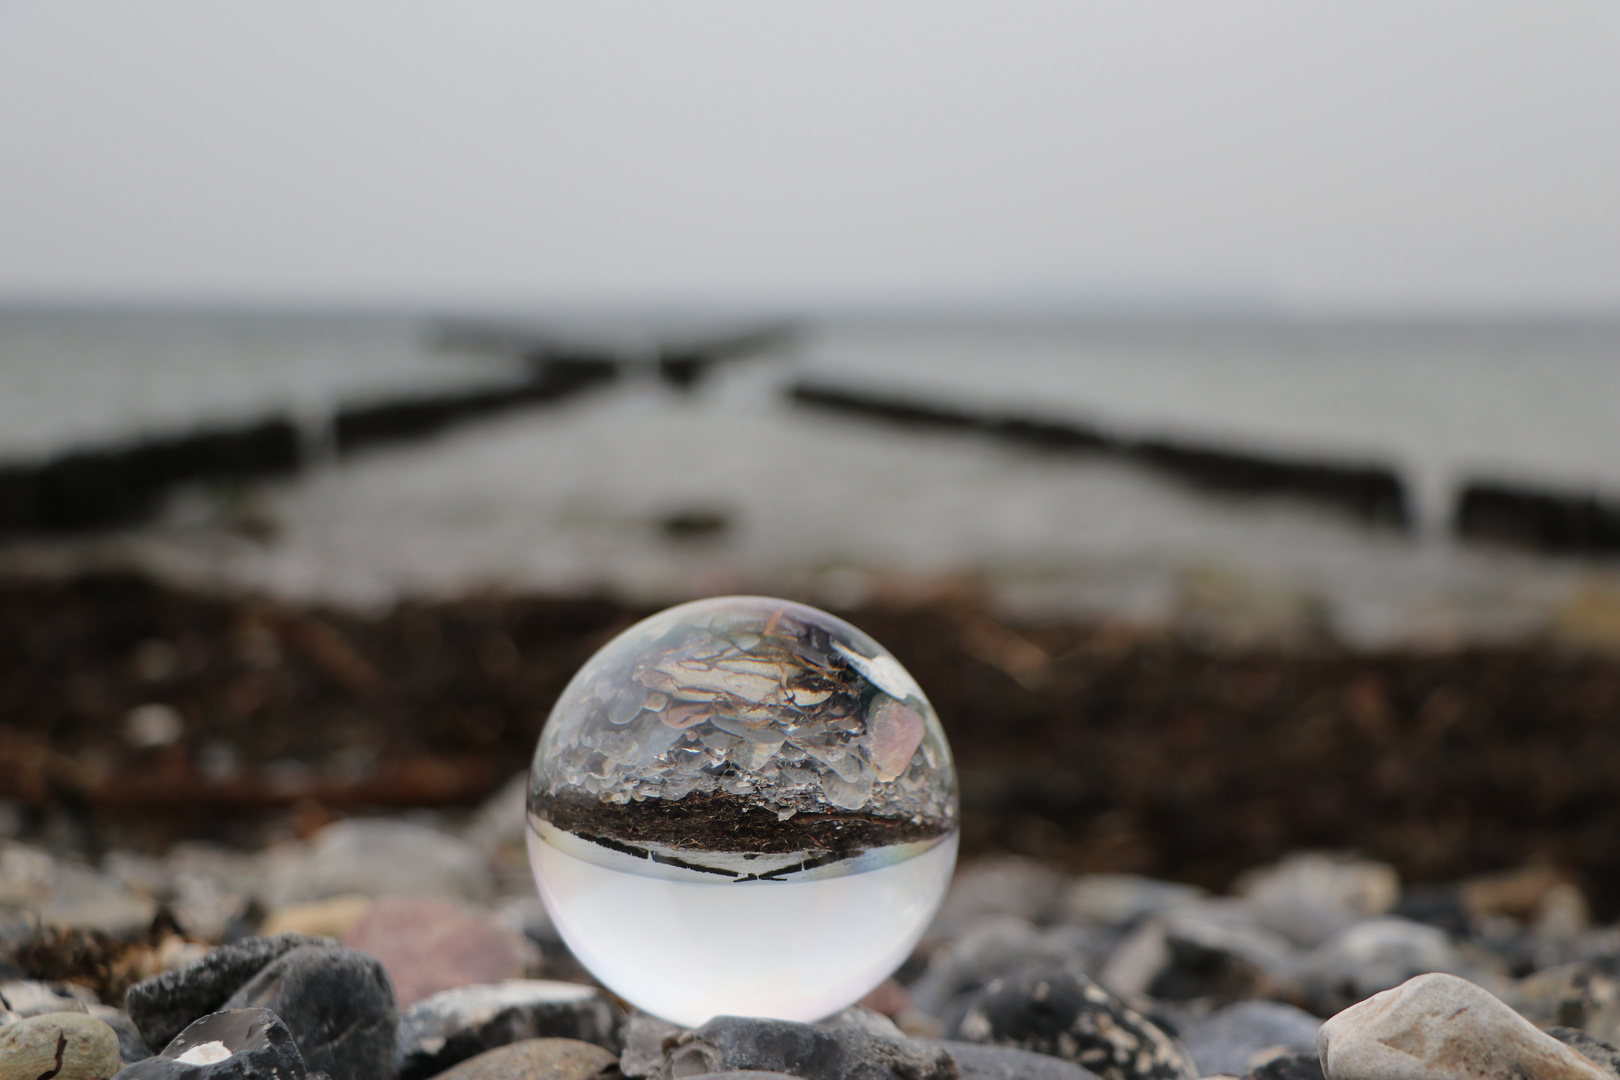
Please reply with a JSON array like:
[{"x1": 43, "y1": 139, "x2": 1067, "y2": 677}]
[
  {"x1": 1454, "y1": 480, "x2": 1620, "y2": 555},
  {"x1": 789, "y1": 379, "x2": 1411, "y2": 530}
]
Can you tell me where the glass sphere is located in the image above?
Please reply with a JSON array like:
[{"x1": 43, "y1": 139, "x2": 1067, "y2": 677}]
[{"x1": 526, "y1": 596, "x2": 958, "y2": 1026}]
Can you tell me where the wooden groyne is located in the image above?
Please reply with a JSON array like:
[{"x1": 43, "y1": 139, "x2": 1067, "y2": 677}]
[
  {"x1": 790, "y1": 380, "x2": 1411, "y2": 528},
  {"x1": 1454, "y1": 480, "x2": 1620, "y2": 555}
]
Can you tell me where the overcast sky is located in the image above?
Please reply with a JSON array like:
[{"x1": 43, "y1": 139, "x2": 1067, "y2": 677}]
[{"x1": 2, "y1": 1, "x2": 1618, "y2": 316}]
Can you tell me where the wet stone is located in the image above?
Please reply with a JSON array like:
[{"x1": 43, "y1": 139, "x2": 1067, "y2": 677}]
[
  {"x1": 111, "y1": 1008, "x2": 305, "y2": 1080},
  {"x1": 221, "y1": 943, "x2": 397, "y2": 1080},
  {"x1": 124, "y1": 933, "x2": 332, "y2": 1052},
  {"x1": 951, "y1": 966, "x2": 1197, "y2": 1080},
  {"x1": 396, "y1": 980, "x2": 623, "y2": 1080}
]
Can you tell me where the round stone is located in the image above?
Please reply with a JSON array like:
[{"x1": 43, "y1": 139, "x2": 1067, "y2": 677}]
[{"x1": 526, "y1": 596, "x2": 958, "y2": 1026}]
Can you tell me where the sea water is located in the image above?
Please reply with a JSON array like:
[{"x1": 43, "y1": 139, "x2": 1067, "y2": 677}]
[{"x1": 527, "y1": 821, "x2": 957, "y2": 1026}]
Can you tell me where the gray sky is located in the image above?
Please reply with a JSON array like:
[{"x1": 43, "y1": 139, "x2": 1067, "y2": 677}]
[{"x1": 2, "y1": 1, "x2": 1618, "y2": 315}]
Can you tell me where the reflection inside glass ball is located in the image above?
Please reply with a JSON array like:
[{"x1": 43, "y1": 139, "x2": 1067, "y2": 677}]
[{"x1": 526, "y1": 596, "x2": 958, "y2": 1026}]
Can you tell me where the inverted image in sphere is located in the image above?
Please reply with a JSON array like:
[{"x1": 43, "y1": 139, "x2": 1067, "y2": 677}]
[{"x1": 527, "y1": 595, "x2": 958, "y2": 1026}]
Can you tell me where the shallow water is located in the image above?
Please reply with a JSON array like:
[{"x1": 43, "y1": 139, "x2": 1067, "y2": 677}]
[{"x1": 4, "y1": 309, "x2": 1619, "y2": 646}]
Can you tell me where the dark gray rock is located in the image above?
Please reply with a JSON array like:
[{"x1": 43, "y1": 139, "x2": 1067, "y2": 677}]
[
  {"x1": 931, "y1": 1039, "x2": 1104, "y2": 1080},
  {"x1": 431, "y1": 1038, "x2": 616, "y2": 1080},
  {"x1": 222, "y1": 943, "x2": 397, "y2": 1080},
  {"x1": 1180, "y1": 1001, "x2": 1321, "y2": 1077},
  {"x1": 1547, "y1": 1028, "x2": 1620, "y2": 1080},
  {"x1": 1244, "y1": 1052, "x2": 1325, "y2": 1080},
  {"x1": 951, "y1": 966, "x2": 1196, "y2": 1080},
  {"x1": 124, "y1": 933, "x2": 332, "y2": 1051},
  {"x1": 665, "y1": 1016, "x2": 956, "y2": 1080},
  {"x1": 111, "y1": 1008, "x2": 306, "y2": 1080},
  {"x1": 397, "y1": 980, "x2": 623, "y2": 1080}
]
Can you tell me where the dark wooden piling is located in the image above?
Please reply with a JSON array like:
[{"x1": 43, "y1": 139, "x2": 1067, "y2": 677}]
[{"x1": 1455, "y1": 480, "x2": 1620, "y2": 555}]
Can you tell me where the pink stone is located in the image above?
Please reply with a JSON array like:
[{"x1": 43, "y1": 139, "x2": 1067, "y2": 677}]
[
  {"x1": 868, "y1": 698, "x2": 925, "y2": 781},
  {"x1": 345, "y1": 896, "x2": 528, "y2": 1008}
]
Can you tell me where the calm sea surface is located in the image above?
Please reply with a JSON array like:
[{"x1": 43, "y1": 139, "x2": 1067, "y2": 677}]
[{"x1": 4, "y1": 308, "x2": 1619, "y2": 647}]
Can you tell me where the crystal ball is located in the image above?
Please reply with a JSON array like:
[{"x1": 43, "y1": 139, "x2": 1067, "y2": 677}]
[{"x1": 526, "y1": 596, "x2": 958, "y2": 1026}]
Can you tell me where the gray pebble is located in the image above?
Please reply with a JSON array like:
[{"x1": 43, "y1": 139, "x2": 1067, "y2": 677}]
[
  {"x1": 666, "y1": 1016, "x2": 955, "y2": 1080},
  {"x1": 111, "y1": 1007, "x2": 306, "y2": 1080},
  {"x1": 396, "y1": 980, "x2": 622, "y2": 1080},
  {"x1": 931, "y1": 1039, "x2": 1105, "y2": 1080},
  {"x1": 1179, "y1": 1000, "x2": 1321, "y2": 1077}
]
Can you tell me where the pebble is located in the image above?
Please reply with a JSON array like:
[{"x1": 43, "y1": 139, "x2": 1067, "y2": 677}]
[
  {"x1": 665, "y1": 1015, "x2": 956, "y2": 1080},
  {"x1": 1179, "y1": 1001, "x2": 1321, "y2": 1078},
  {"x1": 429, "y1": 1038, "x2": 616, "y2": 1080},
  {"x1": 0, "y1": 843, "x2": 158, "y2": 937},
  {"x1": 1237, "y1": 854, "x2": 1399, "y2": 949},
  {"x1": 1517, "y1": 962, "x2": 1620, "y2": 1041},
  {"x1": 221, "y1": 943, "x2": 398, "y2": 1080},
  {"x1": 1317, "y1": 971, "x2": 1610, "y2": 1080},
  {"x1": 927, "y1": 857, "x2": 1066, "y2": 938},
  {"x1": 260, "y1": 895, "x2": 374, "y2": 940},
  {"x1": 1107, "y1": 902, "x2": 1297, "y2": 1003},
  {"x1": 86, "y1": 1005, "x2": 153, "y2": 1064},
  {"x1": 1, "y1": 979, "x2": 94, "y2": 1016},
  {"x1": 124, "y1": 933, "x2": 333, "y2": 1051},
  {"x1": 1548, "y1": 1028, "x2": 1620, "y2": 1080},
  {"x1": 110, "y1": 1008, "x2": 305, "y2": 1080},
  {"x1": 619, "y1": 1012, "x2": 683, "y2": 1079},
  {"x1": 951, "y1": 965, "x2": 1196, "y2": 1080},
  {"x1": 0, "y1": 1012, "x2": 123, "y2": 1080},
  {"x1": 1062, "y1": 875, "x2": 1206, "y2": 929},
  {"x1": 929, "y1": 1039, "x2": 1105, "y2": 1080},
  {"x1": 1301, "y1": 917, "x2": 1474, "y2": 1008},
  {"x1": 396, "y1": 980, "x2": 623, "y2": 1080},
  {"x1": 344, "y1": 896, "x2": 531, "y2": 1008},
  {"x1": 910, "y1": 916, "x2": 1118, "y2": 1018},
  {"x1": 266, "y1": 819, "x2": 495, "y2": 906},
  {"x1": 1245, "y1": 1052, "x2": 1324, "y2": 1080}
]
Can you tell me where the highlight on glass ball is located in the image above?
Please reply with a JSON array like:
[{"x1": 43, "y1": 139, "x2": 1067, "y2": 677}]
[{"x1": 526, "y1": 595, "x2": 958, "y2": 1027}]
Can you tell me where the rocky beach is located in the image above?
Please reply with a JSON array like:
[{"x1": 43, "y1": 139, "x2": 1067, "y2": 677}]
[{"x1": 6, "y1": 570, "x2": 1620, "y2": 1079}]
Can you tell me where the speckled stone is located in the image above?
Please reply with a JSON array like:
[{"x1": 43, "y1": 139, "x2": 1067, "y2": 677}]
[
  {"x1": 952, "y1": 966, "x2": 1196, "y2": 1080},
  {"x1": 0, "y1": 1012, "x2": 123, "y2": 1080}
]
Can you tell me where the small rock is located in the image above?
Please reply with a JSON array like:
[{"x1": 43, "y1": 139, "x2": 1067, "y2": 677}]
[
  {"x1": 930, "y1": 1039, "x2": 1104, "y2": 1080},
  {"x1": 951, "y1": 966, "x2": 1196, "y2": 1080},
  {"x1": 222, "y1": 943, "x2": 398, "y2": 1080},
  {"x1": 124, "y1": 933, "x2": 333, "y2": 1051},
  {"x1": 397, "y1": 980, "x2": 623, "y2": 1080},
  {"x1": 1317, "y1": 972, "x2": 1609, "y2": 1080},
  {"x1": 111, "y1": 1008, "x2": 305, "y2": 1080},
  {"x1": 431, "y1": 1038, "x2": 616, "y2": 1080},
  {"x1": 0, "y1": 1012, "x2": 123, "y2": 1080},
  {"x1": 1518, "y1": 963, "x2": 1620, "y2": 1041},
  {"x1": 1245, "y1": 1052, "x2": 1324, "y2": 1080},
  {"x1": 344, "y1": 896, "x2": 530, "y2": 1008},
  {"x1": 666, "y1": 1016, "x2": 956, "y2": 1080},
  {"x1": 1, "y1": 979, "x2": 93, "y2": 1017},
  {"x1": 1062, "y1": 875, "x2": 1206, "y2": 928},
  {"x1": 1237, "y1": 854, "x2": 1399, "y2": 948},
  {"x1": 1547, "y1": 1028, "x2": 1620, "y2": 1080},
  {"x1": 619, "y1": 1012, "x2": 683, "y2": 1079},
  {"x1": 86, "y1": 1005, "x2": 153, "y2": 1064},
  {"x1": 5, "y1": 843, "x2": 159, "y2": 936},
  {"x1": 674, "y1": 1074, "x2": 803, "y2": 1079},
  {"x1": 261, "y1": 895, "x2": 373, "y2": 940},
  {"x1": 1301, "y1": 917, "x2": 1471, "y2": 1009},
  {"x1": 928, "y1": 857, "x2": 1066, "y2": 938},
  {"x1": 266, "y1": 819, "x2": 495, "y2": 906},
  {"x1": 1180, "y1": 1002, "x2": 1321, "y2": 1079},
  {"x1": 1109, "y1": 902, "x2": 1298, "y2": 1004},
  {"x1": 911, "y1": 916, "x2": 1117, "y2": 1017}
]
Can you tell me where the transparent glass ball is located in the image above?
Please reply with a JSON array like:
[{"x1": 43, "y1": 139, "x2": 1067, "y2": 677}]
[{"x1": 527, "y1": 596, "x2": 958, "y2": 1026}]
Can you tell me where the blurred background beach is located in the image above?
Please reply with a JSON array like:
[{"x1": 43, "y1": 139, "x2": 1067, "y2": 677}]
[{"x1": 5, "y1": 1, "x2": 1620, "y2": 893}]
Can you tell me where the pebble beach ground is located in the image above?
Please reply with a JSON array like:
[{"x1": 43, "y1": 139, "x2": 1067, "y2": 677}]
[{"x1": 6, "y1": 571, "x2": 1620, "y2": 1079}]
